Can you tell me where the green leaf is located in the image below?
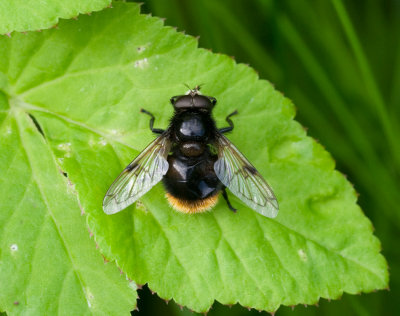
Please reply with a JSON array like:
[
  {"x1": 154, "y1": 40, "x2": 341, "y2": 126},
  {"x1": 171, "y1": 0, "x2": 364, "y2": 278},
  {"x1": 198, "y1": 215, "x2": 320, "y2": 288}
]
[
  {"x1": 0, "y1": 0, "x2": 111, "y2": 35},
  {"x1": 0, "y1": 1, "x2": 388, "y2": 314},
  {"x1": 0, "y1": 103, "x2": 136, "y2": 311}
]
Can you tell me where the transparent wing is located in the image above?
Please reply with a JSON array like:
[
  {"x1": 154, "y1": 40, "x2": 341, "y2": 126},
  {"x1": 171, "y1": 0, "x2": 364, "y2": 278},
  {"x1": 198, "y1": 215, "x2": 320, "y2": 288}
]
[
  {"x1": 214, "y1": 133, "x2": 279, "y2": 218},
  {"x1": 103, "y1": 133, "x2": 171, "y2": 214}
]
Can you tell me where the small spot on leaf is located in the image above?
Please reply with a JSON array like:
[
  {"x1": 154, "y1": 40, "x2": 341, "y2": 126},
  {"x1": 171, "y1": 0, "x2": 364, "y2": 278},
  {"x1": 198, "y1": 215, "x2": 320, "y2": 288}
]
[
  {"x1": 85, "y1": 288, "x2": 94, "y2": 308},
  {"x1": 137, "y1": 46, "x2": 146, "y2": 53},
  {"x1": 298, "y1": 249, "x2": 307, "y2": 261},
  {"x1": 57, "y1": 142, "x2": 72, "y2": 157},
  {"x1": 134, "y1": 58, "x2": 149, "y2": 69},
  {"x1": 136, "y1": 199, "x2": 147, "y2": 212},
  {"x1": 98, "y1": 137, "x2": 107, "y2": 146}
]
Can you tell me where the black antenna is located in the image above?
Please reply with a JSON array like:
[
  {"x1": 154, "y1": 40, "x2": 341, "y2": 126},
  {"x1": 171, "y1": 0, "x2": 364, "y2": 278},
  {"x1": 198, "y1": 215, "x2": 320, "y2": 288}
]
[{"x1": 197, "y1": 83, "x2": 205, "y2": 90}]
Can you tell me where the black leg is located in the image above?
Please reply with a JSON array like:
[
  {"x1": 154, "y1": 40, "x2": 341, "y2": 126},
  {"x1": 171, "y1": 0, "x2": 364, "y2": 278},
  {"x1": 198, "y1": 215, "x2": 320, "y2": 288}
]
[
  {"x1": 222, "y1": 188, "x2": 237, "y2": 213},
  {"x1": 219, "y1": 110, "x2": 238, "y2": 134},
  {"x1": 140, "y1": 109, "x2": 165, "y2": 134}
]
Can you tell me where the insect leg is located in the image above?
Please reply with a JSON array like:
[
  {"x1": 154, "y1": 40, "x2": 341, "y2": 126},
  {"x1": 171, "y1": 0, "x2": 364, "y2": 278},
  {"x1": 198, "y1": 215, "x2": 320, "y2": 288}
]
[
  {"x1": 140, "y1": 109, "x2": 165, "y2": 134},
  {"x1": 219, "y1": 110, "x2": 238, "y2": 134},
  {"x1": 222, "y1": 187, "x2": 237, "y2": 213}
]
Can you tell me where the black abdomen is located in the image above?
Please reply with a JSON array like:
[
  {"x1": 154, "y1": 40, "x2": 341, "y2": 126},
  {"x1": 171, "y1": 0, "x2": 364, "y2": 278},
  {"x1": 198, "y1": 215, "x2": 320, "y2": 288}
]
[{"x1": 162, "y1": 147, "x2": 223, "y2": 201}]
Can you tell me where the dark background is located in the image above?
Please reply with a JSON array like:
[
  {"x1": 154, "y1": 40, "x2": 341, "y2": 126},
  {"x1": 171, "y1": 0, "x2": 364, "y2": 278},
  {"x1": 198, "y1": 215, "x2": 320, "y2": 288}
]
[{"x1": 130, "y1": 1, "x2": 400, "y2": 315}]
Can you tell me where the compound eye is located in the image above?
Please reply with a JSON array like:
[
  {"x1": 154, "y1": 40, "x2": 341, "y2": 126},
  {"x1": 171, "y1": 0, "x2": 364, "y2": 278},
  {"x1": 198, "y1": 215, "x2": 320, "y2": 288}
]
[
  {"x1": 209, "y1": 97, "x2": 217, "y2": 106},
  {"x1": 174, "y1": 95, "x2": 193, "y2": 108},
  {"x1": 193, "y1": 95, "x2": 212, "y2": 108}
]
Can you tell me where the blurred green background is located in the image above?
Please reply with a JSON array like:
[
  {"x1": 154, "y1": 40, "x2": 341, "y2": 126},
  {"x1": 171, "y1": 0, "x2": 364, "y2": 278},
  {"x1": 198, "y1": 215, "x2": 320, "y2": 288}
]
[{"x1": 129, "y1": 0, "x2": 400, "y2": 315}]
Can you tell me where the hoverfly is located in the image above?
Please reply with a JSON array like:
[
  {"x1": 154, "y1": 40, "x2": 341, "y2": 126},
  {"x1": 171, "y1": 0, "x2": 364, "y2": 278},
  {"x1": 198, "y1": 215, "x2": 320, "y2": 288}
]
[{"x1": 103, "y1": 86, "x2": 278, "y2": 218}]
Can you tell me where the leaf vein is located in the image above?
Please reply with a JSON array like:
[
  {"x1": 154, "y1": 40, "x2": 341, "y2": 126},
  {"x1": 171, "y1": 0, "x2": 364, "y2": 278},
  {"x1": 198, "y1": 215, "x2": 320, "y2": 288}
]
[
  {"x1": 149, "y1": 211, "x2": 202, "y2": 305},
  {"x1": 15, "y1": 112, "x2": 91, "y2": 309}
]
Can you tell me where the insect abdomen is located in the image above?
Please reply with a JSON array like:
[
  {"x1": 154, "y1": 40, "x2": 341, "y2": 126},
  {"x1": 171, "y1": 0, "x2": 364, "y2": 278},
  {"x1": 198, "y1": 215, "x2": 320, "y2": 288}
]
[
  {"x1": 165, "y1": 193, "x2": 219, "y2": 214},
  {"x1": 162, "y1": 148, "x2": 223, "y2": 213},
  {"x1": 180, "y1": 141, "x2": 205, "y2": 157}
]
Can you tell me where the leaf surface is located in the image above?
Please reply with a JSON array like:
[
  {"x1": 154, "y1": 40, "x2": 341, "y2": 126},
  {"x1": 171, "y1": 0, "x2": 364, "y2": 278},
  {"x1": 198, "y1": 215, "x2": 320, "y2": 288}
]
[
  {"x1": 0, "y1": 2, "x2": 388, "y2": 313},
  {"x1": 0, "y1": 96, "x2": 136, "y2": 314},
  {"x1": 0, "y1": 0, "x2": 111, "y2": 34}
]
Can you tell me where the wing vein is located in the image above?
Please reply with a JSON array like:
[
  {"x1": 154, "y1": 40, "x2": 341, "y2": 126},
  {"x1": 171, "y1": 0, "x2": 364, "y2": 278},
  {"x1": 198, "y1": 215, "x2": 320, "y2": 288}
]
[
  {"x1": 103, "y1": 132, "x2": 171, "y2": 214},
  {"x1": 214, "y1": 133, "x2": 278, "y2": 218}
]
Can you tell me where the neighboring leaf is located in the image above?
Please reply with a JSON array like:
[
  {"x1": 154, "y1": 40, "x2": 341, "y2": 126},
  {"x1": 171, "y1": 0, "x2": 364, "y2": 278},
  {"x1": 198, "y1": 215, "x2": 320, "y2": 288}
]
[
  {"x1": 0, "y1": 0, "x2": 111, "y2": 34},
  {"x1": 0, "y1": 2, "x2": 388, "y2": 314},
  {"x1": 0, "y1": 111, "x2": 136, "y2": 312}
]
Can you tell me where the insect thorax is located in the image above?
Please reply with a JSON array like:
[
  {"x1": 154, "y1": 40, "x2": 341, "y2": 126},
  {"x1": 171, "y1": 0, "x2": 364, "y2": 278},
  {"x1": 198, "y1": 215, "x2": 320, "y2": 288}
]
[{"x1": 172, "y1": 110, "x2": 215, "y2": 142}]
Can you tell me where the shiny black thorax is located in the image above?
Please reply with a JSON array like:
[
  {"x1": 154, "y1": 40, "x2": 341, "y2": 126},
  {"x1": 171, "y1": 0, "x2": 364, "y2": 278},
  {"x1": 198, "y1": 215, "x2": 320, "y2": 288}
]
[{"x1": 162, "y1": 109, "x2": 223, "y2": 200}]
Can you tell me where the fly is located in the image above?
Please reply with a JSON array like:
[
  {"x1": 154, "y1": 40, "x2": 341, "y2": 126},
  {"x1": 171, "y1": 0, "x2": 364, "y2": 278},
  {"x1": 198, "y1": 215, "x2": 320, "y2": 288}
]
[{"x1": 103, "y1": 86, "x2": 278, "y2": 218}]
